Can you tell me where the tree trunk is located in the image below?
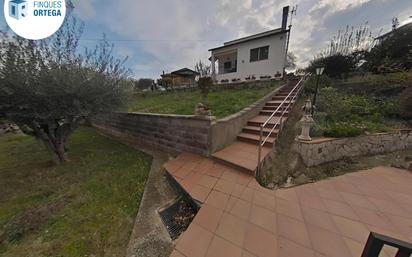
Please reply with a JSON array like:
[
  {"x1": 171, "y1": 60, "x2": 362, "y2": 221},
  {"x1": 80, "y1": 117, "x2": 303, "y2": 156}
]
[
  {"x1": 30, "y1": 120, "x2": 76, "y2": 165},
  {"x1": 40, "y1": 134, "x2": 70, "y2": 165}
]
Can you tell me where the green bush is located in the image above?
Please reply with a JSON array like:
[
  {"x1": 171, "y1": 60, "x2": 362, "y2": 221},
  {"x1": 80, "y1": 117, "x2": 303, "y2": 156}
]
[
  {"x1": 303, "y1": 75, "x2": 332, "y2": 96},
  {"x1": 345, "y1": 72, "x2": 408, "y2": 85},
  {"x1": 198, "y1": 77, "x2": 213, "y2": 98},
  {"x1": 334, "y1": 72, "x2": 409, "y2": 97},
  {"x1": 323, "y1": 122, "x2": 362, "y2": 138},
  {"x1": 307, "y1": 54, "x2": 355, "y2": 79},
  {"x1": 312, "y1": 86, "x2": 395, "y2": 137}
]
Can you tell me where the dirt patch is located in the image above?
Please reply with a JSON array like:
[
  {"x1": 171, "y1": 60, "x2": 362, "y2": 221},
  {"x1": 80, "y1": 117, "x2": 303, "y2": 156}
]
[{"x1": 0, "y1": 196, "x2": 71, "y2": 244}]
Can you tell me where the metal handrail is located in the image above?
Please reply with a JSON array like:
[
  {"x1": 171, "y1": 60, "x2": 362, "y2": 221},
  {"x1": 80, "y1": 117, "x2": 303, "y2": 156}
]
[
  {"x1": 261, "y1": 76, "x2": 305, "y2": 144},
  {"x1": 256, "y1": 75, "x2": 307, "y2": 180}
]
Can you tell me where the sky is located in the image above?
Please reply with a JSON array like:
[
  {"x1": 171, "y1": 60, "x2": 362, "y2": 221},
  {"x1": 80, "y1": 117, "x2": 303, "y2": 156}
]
[{"x1": 1, "y1": 0, "x2": 412, "y2": 79}]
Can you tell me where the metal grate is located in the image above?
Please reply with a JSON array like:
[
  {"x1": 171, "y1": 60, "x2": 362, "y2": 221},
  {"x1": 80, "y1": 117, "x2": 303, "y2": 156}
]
[{"x1": 159, "y1": 197, "x2": 199, "y2": 240}]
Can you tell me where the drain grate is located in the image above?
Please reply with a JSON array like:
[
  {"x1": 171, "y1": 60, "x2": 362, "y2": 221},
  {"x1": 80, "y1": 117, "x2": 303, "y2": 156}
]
[{"x1": 159, "y1": 197, "x2": 199, "y2": 240}]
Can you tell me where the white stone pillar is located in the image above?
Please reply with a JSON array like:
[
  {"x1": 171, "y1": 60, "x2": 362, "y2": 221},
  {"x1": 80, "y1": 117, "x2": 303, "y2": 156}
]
[
  {"x1": 298, "y1": 99, "x2": 315, "y2": 141},
  {"x1": 211, "y1": 54, "x2": 216, "y2": 81}
]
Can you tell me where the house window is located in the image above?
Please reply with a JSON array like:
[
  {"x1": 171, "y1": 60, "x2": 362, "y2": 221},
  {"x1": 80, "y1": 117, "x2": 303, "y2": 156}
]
[
  {"x1": 224, "y1": 61, "x2": 232, "y2": 70},
  {"x1": 11, "y1": 5, "x2": 16, "y2": 15},
  {"x1": 250, "y1": 46, "x2": 269, "y2": 62}
]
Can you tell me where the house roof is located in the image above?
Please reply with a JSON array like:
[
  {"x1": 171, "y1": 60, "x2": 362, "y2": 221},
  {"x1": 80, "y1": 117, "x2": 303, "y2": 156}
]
[
  {"x1": 161, "y1": 68, "x2": 199, "y2": 77},
  {"x1": 171, "y1": 68, "x2": 199, "y2": 76},
  {"x1": 209, "y1": 28, "x2": 289, "y2": 52}
]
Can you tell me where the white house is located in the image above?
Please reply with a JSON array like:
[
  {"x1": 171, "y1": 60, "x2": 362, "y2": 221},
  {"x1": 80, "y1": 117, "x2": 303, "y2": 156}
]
[{"x1": 209, "y1": 7, "x2": 290, "y2": 84}]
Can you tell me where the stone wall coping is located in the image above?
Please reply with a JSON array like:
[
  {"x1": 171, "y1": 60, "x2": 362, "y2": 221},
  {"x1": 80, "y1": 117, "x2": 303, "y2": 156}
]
[
  {"x1": 298, "y1": 129, "x2": 412, "y2": 145},
  {"x1": 298, "y1": 137, "x2": 337, "y2": 144},
  {"x1": 110, "y1": 111, "x2": 214, "y2": 122},
  {"x1": 214, "y1": 84, "x2": 285, "y2": 123}
]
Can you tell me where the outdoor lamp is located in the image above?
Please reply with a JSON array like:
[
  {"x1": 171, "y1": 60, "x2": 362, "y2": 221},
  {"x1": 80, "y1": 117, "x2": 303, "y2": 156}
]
[
  {"x1": 316, "y1": 67, "x2": 325, "y2": 76},
  {"x1": 312, "y1": 66, "x2": 325, "y2": 115}
]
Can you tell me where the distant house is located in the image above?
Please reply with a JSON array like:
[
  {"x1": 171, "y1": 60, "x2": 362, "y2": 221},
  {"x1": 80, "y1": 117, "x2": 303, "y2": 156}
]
[
  {"x1": 209, "y1": 7, "x2": 291, "y2": 84},
  {"x1": 161, "y1": 68, "x2": 200, "y2": 88}
]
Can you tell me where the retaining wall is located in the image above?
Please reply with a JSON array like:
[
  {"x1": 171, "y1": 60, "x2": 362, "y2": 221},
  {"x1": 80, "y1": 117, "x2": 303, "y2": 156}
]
[
  {"x1": 294, "y1": 130, "x2": 412, "y2": 167},
  {"x1": 91, "y1": 113, "x2": 213, "y2": 155},
  {"x1": 91, "y1": 85, "x2": 284, "y2": 156}
]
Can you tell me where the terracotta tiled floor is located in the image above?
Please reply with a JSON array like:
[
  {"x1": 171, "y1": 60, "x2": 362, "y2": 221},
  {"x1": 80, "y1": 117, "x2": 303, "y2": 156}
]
[
  {"x1": 165, "y1": 153, "x2": 412, "y2": 257},
  {"x1": 211, "y1": 141, "x2": 272, "y2": 172}
]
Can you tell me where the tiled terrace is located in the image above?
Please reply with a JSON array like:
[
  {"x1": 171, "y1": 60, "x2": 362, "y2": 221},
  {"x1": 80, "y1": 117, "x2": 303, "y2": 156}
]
[{"x1": 165, "y1": 153, "x2": 412, "y2": 257}]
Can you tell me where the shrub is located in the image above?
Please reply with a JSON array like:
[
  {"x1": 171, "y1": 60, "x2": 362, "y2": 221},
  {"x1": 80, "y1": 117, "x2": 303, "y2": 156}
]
[
  {"x1": 335, "y1": 72, "x2": 409, "y2": 97},
  {"x1": 198, "y1": 77, "x2": 213, "y2": 98},
  {"x1": 312, "y1": 86, "x2": 395, "y2": 137},
  {"x1": 323, "y1": 122, "x2": 363, "y2": 138},
  {"x1": 303, "y1": 75, "x2": 332, "y2": 96},
  {"x1": 307, "y1": 54, "x2": 355, "y2": 79}
]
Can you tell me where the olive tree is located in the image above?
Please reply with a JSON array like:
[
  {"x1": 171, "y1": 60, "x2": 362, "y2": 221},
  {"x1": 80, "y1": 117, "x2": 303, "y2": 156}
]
[{"x1": 0, "y1": 19, "x2": 130, "y2": 164}]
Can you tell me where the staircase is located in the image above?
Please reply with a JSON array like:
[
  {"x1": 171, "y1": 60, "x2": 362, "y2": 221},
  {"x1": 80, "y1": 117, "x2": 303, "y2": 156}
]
[{"x1": 212, "y1": 78, "x2": 305, "y2": 175}]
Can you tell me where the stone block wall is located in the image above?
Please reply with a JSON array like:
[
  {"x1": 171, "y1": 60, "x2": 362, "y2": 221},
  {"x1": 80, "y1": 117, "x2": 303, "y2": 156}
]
[
  {"x1": 91, "y1": 112, "x2": 213, "y2": 155},
  {"x1": 90, "y1": 84, "x2": 283, "y2": 156},
  {"x1": 294, "y1": 130, "x2": 412, "y2": 167}
]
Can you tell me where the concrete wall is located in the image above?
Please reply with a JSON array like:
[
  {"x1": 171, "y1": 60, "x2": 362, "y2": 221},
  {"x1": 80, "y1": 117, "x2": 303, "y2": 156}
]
[
  {"x1": 210, "y1": 85, "x2": 284, "y2": 153},
  {"x1": 214, "y1": 33, "x2": 287, "y2": 83},
  {"x1": 91, "y1": 112, "x2": 213, "y2": 155},
  {"x1": 294, "y1": 130, "x2": 412, "y2": 167}
]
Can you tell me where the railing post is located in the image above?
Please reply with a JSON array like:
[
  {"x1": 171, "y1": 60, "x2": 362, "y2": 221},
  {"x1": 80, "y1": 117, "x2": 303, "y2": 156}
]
[
  {"x1": 257, "y1": 125, "x2": 263, "y2": 182},
  {"x1": 280, "y1": 117, "x2": 283, "y2": 132}
]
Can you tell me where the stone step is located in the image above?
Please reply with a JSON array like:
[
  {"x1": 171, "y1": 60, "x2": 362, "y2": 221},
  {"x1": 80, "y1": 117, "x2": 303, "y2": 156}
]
[
  {"x1": 247, "y1": 115, "x2": 287, "y2": 128},
  {"x1": 262, "y1": 106, "x2": 291, "y2": 111},
  {"x1": 260, "y1": 110, "x2": 289, "y2": 116},
  {"x1": 210, "y1": 82, "x2": 300, "y2": 175},
  {"x1": 266, "y1": 100, "x2": 295, "y2": 106},
  {"x1": 242, "y1": 126, "x2": 279, "y2": 136},
  {"x1": 211, "y1": 141, "x2": 273, "y2": 174},
  {"x1": 272, "y1": 96, "x2": 294, "y2": 101},
  {"x1": 276, "y1": 92, "x2": 297, "y2": 97},
  {"x1": 237, "y1": 132, "x2": 276, "y2": 146}
]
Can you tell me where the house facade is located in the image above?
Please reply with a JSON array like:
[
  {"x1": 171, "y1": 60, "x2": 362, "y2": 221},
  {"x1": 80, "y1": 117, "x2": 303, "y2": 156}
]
[
  {"x1": 209, "y1": 7, "x2": 290, "y2": 84},
  {"x1": 161, "y1": 68, "x2": 200, "y2": 88}
]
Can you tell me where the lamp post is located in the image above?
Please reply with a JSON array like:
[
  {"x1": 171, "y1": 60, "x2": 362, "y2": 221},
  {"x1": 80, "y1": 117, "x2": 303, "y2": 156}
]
[{"x1": 312, "y1": 66, "x2": 325, "y2": 115}]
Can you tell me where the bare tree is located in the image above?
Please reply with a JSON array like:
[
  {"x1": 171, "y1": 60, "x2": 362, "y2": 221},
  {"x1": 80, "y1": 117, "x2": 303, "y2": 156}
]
[
  {"x1": 195, "y1": 60, "x2": 211, "y2": 78},
  {"x1": 318, "y1": 22, "x2": 376, "y2": 58},
  {"x1": 286, "y1": 52, "x2": 297, "y2": 69}
]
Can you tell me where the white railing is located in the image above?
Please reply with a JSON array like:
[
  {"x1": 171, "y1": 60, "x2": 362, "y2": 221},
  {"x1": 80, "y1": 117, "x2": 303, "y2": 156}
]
[{"x1": 256, "y1": 75, "x2": 308, "y2": 180}]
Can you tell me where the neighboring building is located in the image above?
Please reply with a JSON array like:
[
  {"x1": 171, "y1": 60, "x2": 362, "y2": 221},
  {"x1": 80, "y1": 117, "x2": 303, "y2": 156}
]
[
  {"x1": 161, "y1": 68, "x2": 200, "y2": 88},
  {"x1": 375, "y1": 21, "x2": 412, "y2": 44},
  {"x1": 209, "y1": 7, "x2": 290, "y2": 84}
]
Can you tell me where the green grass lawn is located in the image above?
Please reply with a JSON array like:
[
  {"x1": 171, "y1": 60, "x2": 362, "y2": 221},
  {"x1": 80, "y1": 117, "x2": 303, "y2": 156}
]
[
  {"x1": 128, "y1": 86, "x2": 277, "y2": 118},
  {"x1": 0, "y1": 127, "x2": 152, "y2": 257}
]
